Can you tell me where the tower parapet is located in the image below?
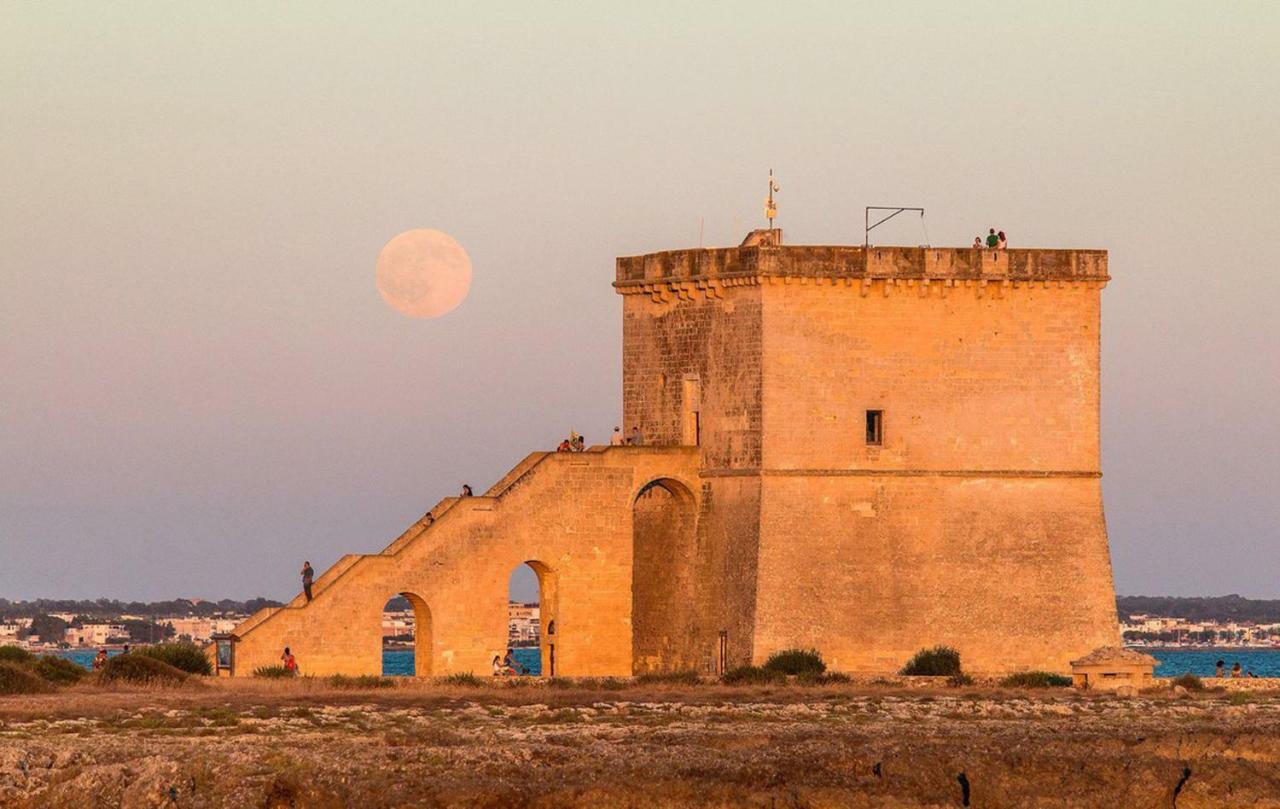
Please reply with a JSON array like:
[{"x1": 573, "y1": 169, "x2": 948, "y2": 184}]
[{"x1": 616, "y1": 245, "x2": 1107, "y2": 293}]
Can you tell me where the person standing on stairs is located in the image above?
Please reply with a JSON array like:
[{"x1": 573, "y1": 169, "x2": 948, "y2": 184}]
[{"x1": 301, "y1": 560, "x2": 315, "y2": 602}]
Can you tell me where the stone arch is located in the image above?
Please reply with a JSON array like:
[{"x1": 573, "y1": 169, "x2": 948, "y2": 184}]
[
  {"x1": 516, "y1": 560, "x2": 558, "y2": 677},
  {"x1": 381, "y1": 591, "x2": 432, "y2": 677},
  {"x1": 631, "y1": 478, "x2": 701, "y2": 674}
]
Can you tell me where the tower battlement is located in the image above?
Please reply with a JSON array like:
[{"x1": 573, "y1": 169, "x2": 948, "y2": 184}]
[{"x1": 616, "y1": 244, "x2": 1108, "y2": 294}]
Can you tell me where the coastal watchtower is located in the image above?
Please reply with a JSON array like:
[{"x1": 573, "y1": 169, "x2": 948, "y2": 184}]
[
  {"x1": 615, "y1": 232, "x2": 1120, "y2": 673},
  {"x1": 227, "y1": 229, "x2": 1120, "y2": 679}
]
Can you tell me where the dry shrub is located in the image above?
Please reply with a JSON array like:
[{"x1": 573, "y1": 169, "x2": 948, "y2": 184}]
[
  {"x1": 0, "y1": 661, "x2": 55, "y2": 695},
  {"x1": 0, "y1": 646, "x2": 36, "y2": 666},
  {"x1": 763, "y1": 649, "x2": 826, "y2": 677},
  {"x1": 721, "y1": 666, "x2": 785, "y2": 686},
  {"x1": 34, "y1": 655, "x2": 86, "y2": 685},
  {"x1": 137, "y1": 642, "x2": 213, "y2": 675},
  {"x1": 438, "y1": 672, "x2": 484, "y2": 687},
  {"x1": 98, "y1": 653, "x2": 189, "y2": 686},
  {"x1": 329, "y1": 674, "x2": 396, "y2": 689},
  {"x1": 999, "y1": 671, "x2": 1072, "y2": 689},
  {"x1": 900, "y1": 646, "x2": 962, "y2": 677},
  {"x1": 1171, "y1": 673, "x2": 1205, "y2": 692}
]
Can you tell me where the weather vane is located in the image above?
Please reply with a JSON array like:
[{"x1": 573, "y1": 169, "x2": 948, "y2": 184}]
[{"x1": 764, "y1": 168, "x2": 779, "y2": 228}]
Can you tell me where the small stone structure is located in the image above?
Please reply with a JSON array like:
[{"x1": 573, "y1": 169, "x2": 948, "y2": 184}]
[
  {"x1": 1070, "y1": 646, "x2": 1158, "y2": 691},
  {"x1": 224, "y1": 232, "x2": 1121, "y2": 678}
]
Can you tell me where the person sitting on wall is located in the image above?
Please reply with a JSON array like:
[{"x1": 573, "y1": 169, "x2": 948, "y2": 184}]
[
  {"x1": 557, "y1": 439, "x2": 572, "y2": 452},
  {"x1": 972, "y1": 236, "x2": 983, "y2": 249},
  {"x1": 997, "y1": 230, "x2": 1008, "y2": 249},
  {"x1": 502, "y1": 648, "x2": 524, "y2": 676},
  {"x1": 627, "y1": 426, "x2": 644, "y2": 446},
  {"x1": 610, "y1": 426, "x2": 624, "y2": 446},
  {"x1": 986, "y1": 228, "x2": 999, "y2": 248},
  {"x1": 571, "y1": 434, "x2": 585, "y2": 452},
  {"x1": 460, "y1": 484, "x2": 473, "y2": 497}
]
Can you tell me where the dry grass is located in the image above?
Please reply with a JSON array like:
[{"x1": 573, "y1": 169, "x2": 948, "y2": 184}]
[
  {"x1": 3, "y1": 678, "x2": 1280, "y2": 807},
  {"x1": 0, "y1": 673, "x2": 1268, "y2": 726}
]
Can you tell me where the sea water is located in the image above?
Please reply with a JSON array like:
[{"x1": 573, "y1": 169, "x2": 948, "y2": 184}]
[
  {"x1": 380, "y1": 647, "x2": 541, "y2": 677},
  {"x1": 56, "y1": 647, "x2": 1277, "y2": 679}
]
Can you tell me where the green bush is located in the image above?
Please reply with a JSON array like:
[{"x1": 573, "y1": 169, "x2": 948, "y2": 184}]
[
  {"x1": 763, "y1": 649, "x2": 826, "y2": 677},
  {"x1": 34, "y1": 655, "x2": 86, "y2": 685},
  {"x1": 0, "y1": 646, "x2": 35, "y2": 666},
  {"x1": 98, "y1": 654, "x2": 189, "y2": 686},
  {"x1": 438, "y1": 672, "x2": 484, "y2": 687},
  {"x1": 1171, "y1": 673, "x2": 1205, "y2": 692},
  {"x1": 899, "y1": 646, "x2": 962, "y2": 677},
  {"x1": 253, "y1": 665, "x2": 296, "y2": 678},
  {"x1": 721, "y1": 665, "x2": 786, "y2": 686},
  {"x1": 999, "y1": 671, "x2": 1072, "y2": 689},
  {"x1": 635, "y1": 670, "x2": 702, "y2": 686},
  {"x1": 328, "y1": 674, "x2": 395, "y2": 689},
  {"x1": 947, "y1": 673, "x2": 976, "y2": 688},
  {"x1": 0, "y1": 662, "x2": 54, "y2": 695},
  {"x1": 136, "y1": 643, "x2": 212, "y2": 676}
]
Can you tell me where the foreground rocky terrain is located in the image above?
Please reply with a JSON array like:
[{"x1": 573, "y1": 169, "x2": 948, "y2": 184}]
[{"x1": 2, "y1": 679, "x2": 1279, "y2": 808}]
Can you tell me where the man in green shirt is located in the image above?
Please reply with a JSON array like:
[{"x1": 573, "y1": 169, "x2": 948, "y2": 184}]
[{"x1": 985, "y1": 228, "x2": 999, "y2": 248}]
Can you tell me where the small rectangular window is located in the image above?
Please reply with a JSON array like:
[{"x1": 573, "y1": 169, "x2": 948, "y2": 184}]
[{"x1": 865, "y1": 410, "x2": 883, "y2": 446}]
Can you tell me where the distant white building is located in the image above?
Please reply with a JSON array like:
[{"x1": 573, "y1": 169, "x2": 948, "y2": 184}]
[
  {"x1": 381, "y1": 610, "x2": 414, "y2": 641},
  {"x1": 64, "y1": 624, "x2": 126, "y2": 647},
  {"x1": 0, "y1": 621, "x2": 26, "y2": 643},
  {"x1": 508, "y1": 602, "x2": 540, "y2": 646},
  {"x1": 164, "y1": 617, "x2": 243, "y2": 643}
]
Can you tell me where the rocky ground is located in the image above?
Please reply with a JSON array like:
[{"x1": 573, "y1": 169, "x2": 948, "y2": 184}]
[{"x1": 2, "y1": 679, "x2": 1280, "y2": 808}]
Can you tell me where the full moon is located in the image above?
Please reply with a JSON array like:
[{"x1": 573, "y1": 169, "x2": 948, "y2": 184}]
[{"x1": 375, "y1": 229, "x2": 472, "y2": 318}]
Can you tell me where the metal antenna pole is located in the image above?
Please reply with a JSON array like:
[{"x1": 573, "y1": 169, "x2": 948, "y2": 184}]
[{"x1": 864, "y1": 206, "x2": 926, "y2": 247}]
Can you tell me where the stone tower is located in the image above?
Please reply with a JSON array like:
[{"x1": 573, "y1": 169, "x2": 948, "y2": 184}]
[{"x1": 616, "y1": 234, "x2": 1120, "y2": 673}]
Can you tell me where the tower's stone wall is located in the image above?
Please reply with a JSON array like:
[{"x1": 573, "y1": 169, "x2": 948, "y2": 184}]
[{"x1": 615, "y1": 243, "x2": 1119, "y2": 674}]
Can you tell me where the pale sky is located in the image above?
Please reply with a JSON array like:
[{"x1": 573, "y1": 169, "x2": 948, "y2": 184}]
[{"x1": 2, "y1": 2, "x2": 1277, "y2": 604}]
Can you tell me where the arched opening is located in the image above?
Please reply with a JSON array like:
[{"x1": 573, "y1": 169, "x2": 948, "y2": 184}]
[
  {"x1": 381, "y1": 592, "x2": 432, "y2": 676},
  {"x1": 632, "y1": 478, "x2": 700, "y2": 674},
  {"x1": 506, "y1": 561, "x2": 557, "y2": 677}
]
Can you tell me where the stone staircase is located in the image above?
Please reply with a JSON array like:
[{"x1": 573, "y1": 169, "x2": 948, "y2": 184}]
[{"x1": 229, "y1": 448, "x2": 592, "y2": 645}]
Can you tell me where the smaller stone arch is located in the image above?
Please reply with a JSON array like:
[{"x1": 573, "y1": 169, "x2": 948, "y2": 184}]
[
  {"x1": 381, "y1": 591, "x2": 432, "y2": 677},
  {"x1": 512, "y1": 560, "x2": 558, "y2": 677}
]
